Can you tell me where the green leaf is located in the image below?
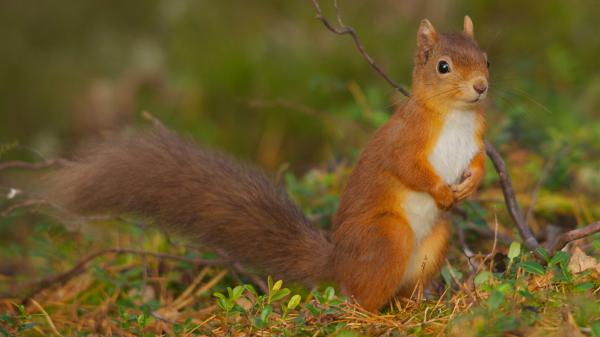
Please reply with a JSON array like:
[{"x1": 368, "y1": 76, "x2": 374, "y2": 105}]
[
  {"x1": 496, "y1": 282, "x2": 514, "y2": 295},
  {"x1": 272, "y1": 280, "x2": 283, "y2": 292},
  {"x1": 520, "y1": 261, "x2": 546, "y2": 275},
  {"x1": 324, "y1": 287, "x2": 336, "y2": 301},
  {"x1": 508, "y1": 241, "x2": 521, "y2": 260},
  {"x1": 441, "y1": 266, "x2": 453, "y2": 286},
  {"x1": 260, "y1": 305, "x2": 273, "y2": 323},
  {"x1": 474, "y1": 271, "x2": 493, "y2": 287},
  {"x1": 573, "y1": 282, "x2": 594, "y2": 292},
  {"x1": 591, "y1": 320, "x2": 600, "y2": 337},
  {"x1": 487, "y1": 290, "x2": 505, "y2": 310},
  {"x1": 244, "y1": 284, "x2": 258, "y2": 296},
  {"x1": 137, "y1": 314, "x2": 146, "y2": 328},
  {"x1": 441, "y1": 265, "x2": 463, "y2": 286},
  {"x1": 536, "y1": 247, "x2": 551, "y2": 262},
  {"x1": 304, "y1": 303, "x2": 320, "y2": 316},
  {"x1": 287, "y1": 295, "x2": 301, "y2": 310},
  {"x1": 253, "y1": 317, "x2": 266, "y2": 329},
  {"x1": 550, "y1": 251, "x2": 569, "y2": 266},
  {"x1": 270, "y1": 288, "x2": 291, "y2": 302},
  {"x1": 231, "y1": 285, "x2": 245, "y2": 299}
]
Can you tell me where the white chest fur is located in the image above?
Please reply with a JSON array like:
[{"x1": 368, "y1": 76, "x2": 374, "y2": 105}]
[
  {"x1": 402, "y1": 110, "x2": 478, "y2": 242},
  {"x1": 428, "y1": 110, "x2": 479, "y2": 185}
]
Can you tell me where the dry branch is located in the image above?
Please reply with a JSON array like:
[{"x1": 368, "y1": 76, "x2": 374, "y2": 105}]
[
  {"x1": 548, "y1": 221, "x2": 600, "y2": 254},
  {"x1": 20, "y1": 248, "x2": 227, "y2": 302},
  {"x1": 0, "y1": 158, "x2": 70, "y2": 171},
  {"x1": 484, "y1": 140, "x2": 540, "y2": 251},
  {"x1": 309, "y1": 0, "x2": 411, "y2": 97}
]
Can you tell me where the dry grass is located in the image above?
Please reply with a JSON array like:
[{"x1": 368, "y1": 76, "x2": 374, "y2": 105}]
[{"x1": 0, "y1": 165, "x2": 599, "y2": 336}]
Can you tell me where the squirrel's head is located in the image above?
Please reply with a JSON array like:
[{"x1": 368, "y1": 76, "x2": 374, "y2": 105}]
[{"x1": 412, "y1": 16, "x2": 489, "y2": 111}]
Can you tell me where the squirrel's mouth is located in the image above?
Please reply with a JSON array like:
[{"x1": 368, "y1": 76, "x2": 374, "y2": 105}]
[{"x1": 467, "y1": 96, "x2": 483, "y2": 104}]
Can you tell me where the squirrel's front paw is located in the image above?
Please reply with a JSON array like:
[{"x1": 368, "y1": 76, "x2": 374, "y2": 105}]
[
  {"x1": 432, "y1": 183, "x2": 455, "y2": 210},
  {"x1": 451, "y1": 170, "x2": 481, "y2": 201}
]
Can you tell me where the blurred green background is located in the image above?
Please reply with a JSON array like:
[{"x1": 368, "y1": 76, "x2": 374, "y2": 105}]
[{"x1": 0, "y1": 0, "x2": 599, "y2": 190}]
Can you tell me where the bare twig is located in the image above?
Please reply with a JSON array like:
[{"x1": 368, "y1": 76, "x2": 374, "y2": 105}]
[
  {"x1": 22, "y1": 248, "x2": 227, "y2": 302},
  {"x1": 484, "y1": 140, "x2": 540, "y2": 252},
  {"x1": 309, "y1": 0, "x2": 411, "y2": 97},
  {"x1": 456, "y1": 224, "x2": 477, "y2": 273},
  {"x1": 548, "y1": 221, "x2": 600, "y2": 254},
  {"x1": 0, "y1": 199, "x2": 49, "y2": 218},
  {"x1": 483, "y1": 215, "x2": 499, "y2": 268},
  {"x1": 0, "y1": 159, "x2": 70, "y2": 171}
]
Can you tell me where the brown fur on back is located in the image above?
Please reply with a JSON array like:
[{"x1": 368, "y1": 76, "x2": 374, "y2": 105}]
[{"x1": 48, "y1": 128, "x2": 333, "y2": 284}]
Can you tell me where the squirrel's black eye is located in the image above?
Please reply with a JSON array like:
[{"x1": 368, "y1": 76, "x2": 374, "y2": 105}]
[{"x1": 437, "y1": 60, "x2": 450, "y2": 74}]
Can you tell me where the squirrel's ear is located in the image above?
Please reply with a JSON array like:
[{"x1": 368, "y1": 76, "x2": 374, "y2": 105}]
[
  {"x1": 463, "y1": 15, "x2": 474, "y2": 38},
  {"x1": 417, "y1": 19, "x2": 438, "y2": 63}
]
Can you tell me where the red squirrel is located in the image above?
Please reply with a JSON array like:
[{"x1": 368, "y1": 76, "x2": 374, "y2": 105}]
[{"x1": 48, "y1": 16, "x2": 488, "y2": 311}]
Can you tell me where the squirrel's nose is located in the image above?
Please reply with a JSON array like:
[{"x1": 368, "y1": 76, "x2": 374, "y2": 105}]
[{"x1": 473, "y1": 80, "x2": 487, "y2": 95}]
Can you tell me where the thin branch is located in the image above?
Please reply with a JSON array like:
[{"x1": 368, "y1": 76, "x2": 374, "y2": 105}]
[
  {"x1": 484, "y1": 140, "x2": 540, "y2": 252},
  {"x1": 456, "y1": 224, "x2": 476, "y2": 273},
  {"x1": 22, "y1": 248, "x2": 227, "y2": 302},
  {"x1": 309, "y1": 0, "x2": 411, "y2": 97},
  {"x1": 549, "y1": 221, "x2": 600, "y2": 254},
  {"x1": 0, "y1": 199, "x2": 49, "y2": 218},
  {"x1": 0, "y1": 159, "x2": 70, "y2": 171}
]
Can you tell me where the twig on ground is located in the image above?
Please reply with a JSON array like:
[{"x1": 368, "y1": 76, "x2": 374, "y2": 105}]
[
  {"x1": 21, "y1": 248, "x2": 227, "y2": 303},
  {"x1": 548, "y1": 220, "x2": 600, "y2": 254},
  {"x1": 0, "y1": 199, "x2": 49, "y2": 218},
  {"x1": 0, "y1": 159, "x2": 70, "y2": 171},
  {"x1": 456, "y1": 224, "x2": 477, "y2": 273}
]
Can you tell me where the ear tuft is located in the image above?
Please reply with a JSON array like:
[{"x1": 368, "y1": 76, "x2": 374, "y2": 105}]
[
  {"x1": 463, "y1": 15, "x2": 474, "y2": 38},
  {"x1": 417, "y1": 19, "x2": 438, "y2": 63}
]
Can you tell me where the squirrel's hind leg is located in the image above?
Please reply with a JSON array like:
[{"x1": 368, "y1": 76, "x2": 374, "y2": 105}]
[
  {"x1": 397, "y1": 217, "x2": 450, "y2": 297},
  {"x1": 331, "y1": 215, "x2": 415, "y2": 312}
]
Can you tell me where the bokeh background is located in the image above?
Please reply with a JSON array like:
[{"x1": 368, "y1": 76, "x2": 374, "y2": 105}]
[{"x1": 1, "y1": 0, "x2": 599, "y2": 172}]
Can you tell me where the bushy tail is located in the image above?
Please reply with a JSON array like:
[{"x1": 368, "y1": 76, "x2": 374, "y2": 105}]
[{"x1": 47, "y1": 128, "x2": 333, "y2": 284}]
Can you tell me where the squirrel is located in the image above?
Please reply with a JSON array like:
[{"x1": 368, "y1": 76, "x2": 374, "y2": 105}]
[{"x1": 46, "y1": 16, "x2": 488, "y2": 312}]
